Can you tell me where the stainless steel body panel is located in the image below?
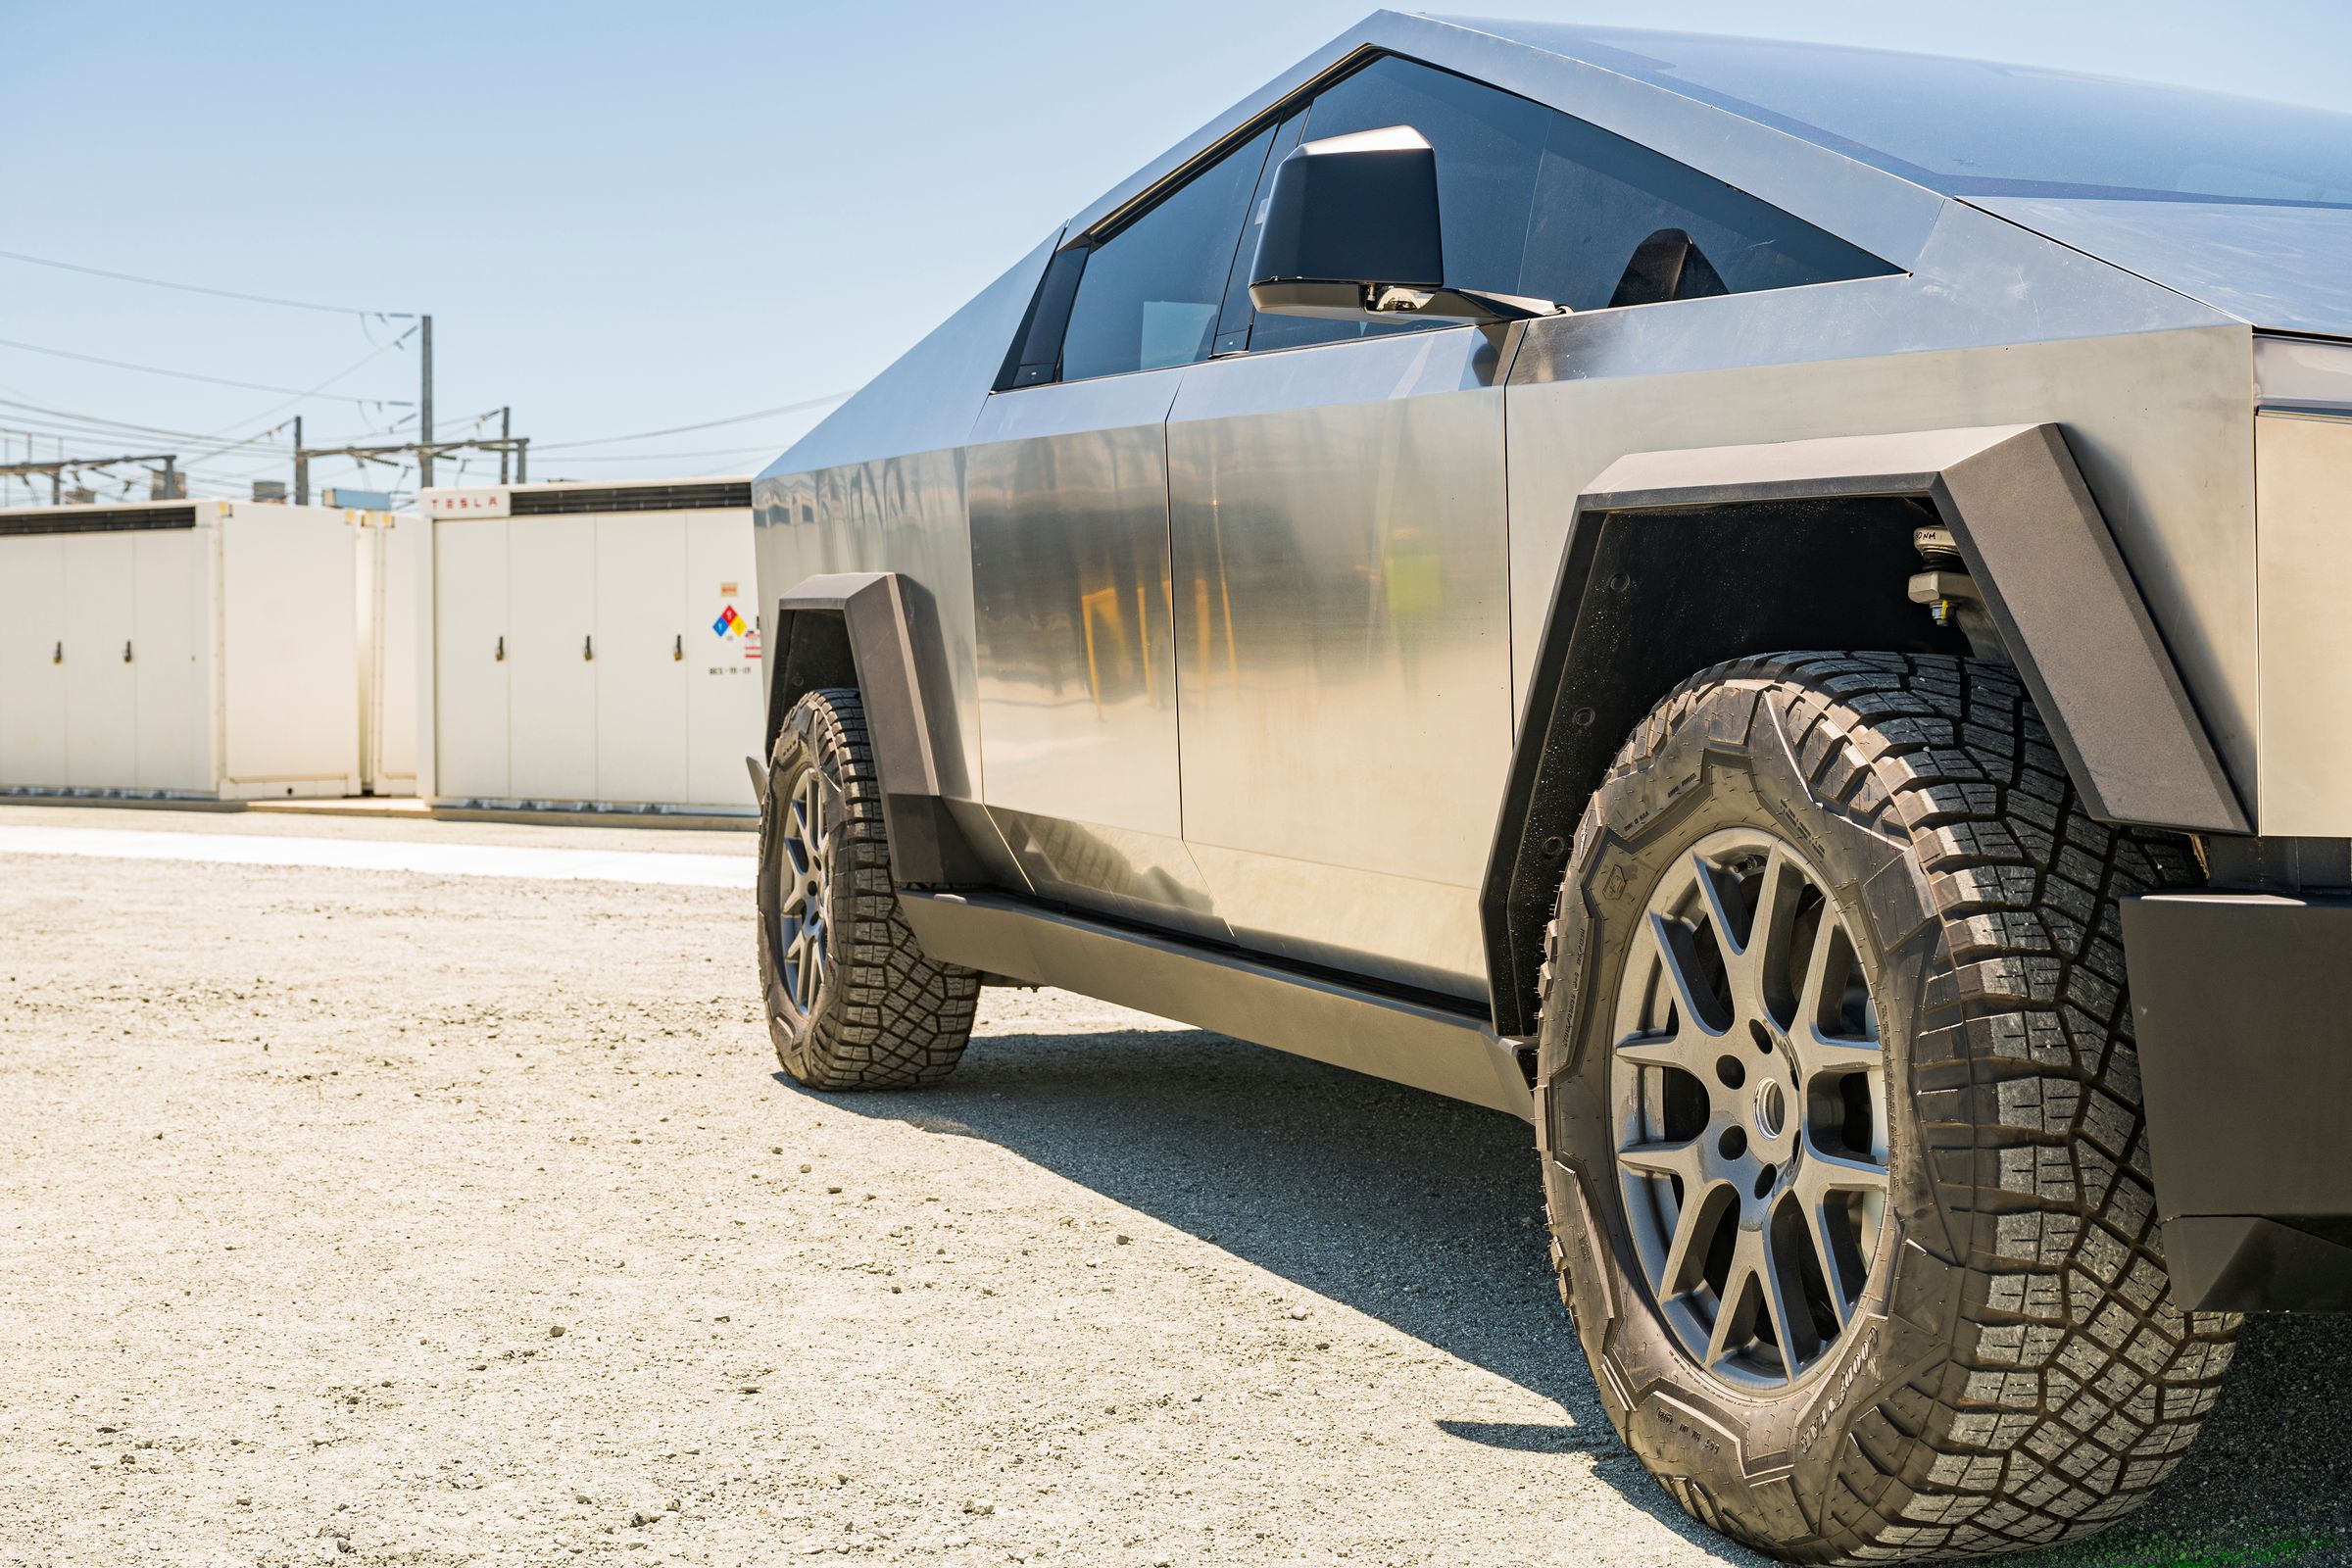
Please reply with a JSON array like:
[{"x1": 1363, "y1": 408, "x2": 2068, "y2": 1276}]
[
  {"x1": 757, "y1": 449, "x2": 984, "y2": 800},
  {"x1": 965, "y1": 371, "x2": 1219, "y2": 933},
  {"x1": 2253, "y1": 412, "x2": 2352, "y2": 835},
  {"x1": 1505, "y1": 200, "x2": 2259, "y2": 796},
  {"x1": 1166, "y1": 325, "x2": 1516, "y2": 998},
  {"x1": 1973, "y1": 197, "x2": 2352, "y2": 341}
]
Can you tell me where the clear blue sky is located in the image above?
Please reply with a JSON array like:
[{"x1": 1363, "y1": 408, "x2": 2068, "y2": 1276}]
[{"x1": 5, "y1": 1, "x2": 2348, "y2": 505}]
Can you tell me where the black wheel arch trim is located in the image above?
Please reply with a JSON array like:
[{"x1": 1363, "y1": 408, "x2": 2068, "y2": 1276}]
[
  {"x1": 1480, "y1": 421, "x2": 2248, "y2": 1037},
  {"x1": 766, "y1": 570, "x2": 992, "y2": 888}
]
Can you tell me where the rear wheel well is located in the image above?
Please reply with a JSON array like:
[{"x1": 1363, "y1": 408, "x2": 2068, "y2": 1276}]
[{"x1": 1481, "y1": 496, "x2": 1967, "y2": 1036}]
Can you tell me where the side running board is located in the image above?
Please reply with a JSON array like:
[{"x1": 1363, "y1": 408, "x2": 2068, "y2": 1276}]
[{"x1": 897, "y1": 890, "x2": 1535, "y2": 1121}]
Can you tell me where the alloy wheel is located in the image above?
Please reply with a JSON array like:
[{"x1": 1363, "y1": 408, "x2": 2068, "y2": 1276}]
[
  {"x1": 773, "y1": 765, "x2": 833, "y2": 1015},
  {"x1": 1609, "y1": 827, "x2": 1889, "y2": 1390}
]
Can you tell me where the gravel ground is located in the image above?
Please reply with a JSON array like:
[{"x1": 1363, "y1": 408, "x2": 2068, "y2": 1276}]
[{"x1": 2, "y1": 808, "x2": 2347, "y2": 1567}]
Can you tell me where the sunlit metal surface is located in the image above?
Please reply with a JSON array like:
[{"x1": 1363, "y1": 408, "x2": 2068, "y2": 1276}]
[
  {"x1": 1167, "y1": 326, "x2": 1514, "y2": 998},
  {"x1": 1504, "y1": 200, "x2": 2257, "y2": 793},
  {"x1": 2254, "y1": 412, "x2": 2352, "y2": 836},
  {"x1": 965, "y1": 370, "x2": 1215, "y2": 926}
]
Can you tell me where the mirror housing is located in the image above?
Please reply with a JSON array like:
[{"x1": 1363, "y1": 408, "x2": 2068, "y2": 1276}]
[{"x1": 1248, "y1": 125, "x2": 1558, "y2": 324}]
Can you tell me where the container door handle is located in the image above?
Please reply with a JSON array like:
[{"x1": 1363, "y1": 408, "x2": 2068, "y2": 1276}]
[
  {"x1": 495, "y1": 635, "x2": 505, "y2": 662},
  {"x1": 122, "y1": 640, "x2": 133, "y2": 664},
  {"x1": 583, "y1": 634, "x2": 594, "y2": 662},
  {"x1": 673, "y1": 633, "x2": 683, "y2": 662},
  {"x1": 52, "y1": 641, "x2": 62, "y2": 664}
]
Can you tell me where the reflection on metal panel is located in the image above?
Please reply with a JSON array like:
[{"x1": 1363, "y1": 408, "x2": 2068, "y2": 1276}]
[
  {"x1": 754, "y1": 445, "x2": 983, "y2": 800},
  {"x1": 1506, "y1": 201, "x2": 2255, "y2": 795},
  {"x1": 984, "y1": 808, "x2": 1224, "y2": 943},
  {"x1": 967, "y1": 375, "x2": 1182, "y2": 832},
  {"x1": 1168, "y1": 326, "x2": 1515, "y2": 999},
  {"x1": 1974, "y1": 198, "x2": 2352, "y2": 341},
  {"x1": 967, "y1": 371, "x2": 1200, "y2": 921},
  {"x1": 2255, "y1": 413, "x2": 2352, "y2": 836}
]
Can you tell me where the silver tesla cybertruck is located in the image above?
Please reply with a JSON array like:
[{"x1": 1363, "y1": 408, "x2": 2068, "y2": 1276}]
[{"x1": 748, "y1": 15, "x2": 2352, "y2": 1561}]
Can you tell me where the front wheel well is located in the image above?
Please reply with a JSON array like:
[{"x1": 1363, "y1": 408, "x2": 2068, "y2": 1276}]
[{"x1": 1481, "y1": 496, "x2": 1965, "y2": 1036}]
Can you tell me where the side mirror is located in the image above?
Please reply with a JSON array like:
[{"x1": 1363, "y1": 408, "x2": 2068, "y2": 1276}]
[{"x1": 1248, "y1": 125, "x2": 1558, "y2": 324}]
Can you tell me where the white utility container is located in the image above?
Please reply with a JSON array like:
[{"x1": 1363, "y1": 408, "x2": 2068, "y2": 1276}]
[
  {"x1": 418, "y1": 479, "x2": 761, "y2": 812},
  {"x1": 354, "y1": 510, "x2": 427, "y2": 796},
  {"x1": 0, "y1": 499, "x2": 365, "y2": 799}
]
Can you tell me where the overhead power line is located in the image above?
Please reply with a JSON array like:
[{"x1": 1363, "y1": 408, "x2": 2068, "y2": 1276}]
[
  {"x1": 532, "y1": 391, "x2": 849, "y2": 452},
  {"x1": 0, "y1": 333, "x2": 415, "y2": 405},
  {"x1": 192, "y1": 325, "x2": 419, "y2": 436},
  {"x1": 0, "y1": 247, "x2": 410, "y2": 319},
  {"x1": 528, "y1": 444, "x2": 782, "y2": 464},
  {"x1": 0, "y1": 395, "x2": 292, "y2": 452}
]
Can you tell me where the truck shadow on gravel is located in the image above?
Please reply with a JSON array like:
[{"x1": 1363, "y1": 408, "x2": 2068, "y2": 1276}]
[{"x1": 792, "y1": 1024, "x2": 2352, "y2": 1568}]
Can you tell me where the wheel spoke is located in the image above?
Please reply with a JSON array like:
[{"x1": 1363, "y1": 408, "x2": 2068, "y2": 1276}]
[
  {"x1": 777, "y1": 879, "x2": 807, "y2": 918},
  {"x1": 1790, "y1": 1023, "x2": 1884, "y2": 1088},
  {"x1": 1757, "y1": 1246, "x2": 1804, "y2": 1374},
  {"x1": 1705, "y1": 1230, "x2": 1764, "y2": 1368},
  {"x1": 1748, "y1": 848, "x2": 1804, "y2": 1024},
  {"x1": 1616, "y1": 1027, "x2": 1712, "y2": 1076},
  {"x1": 1798, "y1": 1148, "x2": 1890, "y2": 1199},
  {"x1": 1658, "y1": 1178, "x2": 1729, "y2": 1297},
  {"x1": 1618, "y1": 1135, "x2": 1705, "y2": 1184},
  {"x1": 1648, "y1": 911, "x2": 1733, "y2": 1037},
  {"x1": 1801, "y1": 1195, "x2": 1857, "y2": 1329},
  {"x1": 1690, "y1": 852, "x2": 1748, "y2": 961},
  {"x1": 1787, "y1": 910, "x2": 1880, "y2": 1086}
]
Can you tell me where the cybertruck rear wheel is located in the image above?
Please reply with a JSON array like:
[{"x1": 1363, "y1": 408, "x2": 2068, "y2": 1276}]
[
  {"x1": 1536, "y1": 653, "x2": 2238, "y2": 1563},
  {"x1": 759, "y1": 688, "x2": 978, "y2": 1090}
]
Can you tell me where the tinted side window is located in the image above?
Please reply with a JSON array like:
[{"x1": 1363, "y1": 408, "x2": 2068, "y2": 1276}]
[
  {"x1": 1518, "y1": 113, "x2": 1898, "y2": 311},
  {"x1": 1058, "y1": 123, "x2": 1277, "y2": 382},
  {"x1": 1250, "y1": 58, "x2": 1550, "y2": 353}
]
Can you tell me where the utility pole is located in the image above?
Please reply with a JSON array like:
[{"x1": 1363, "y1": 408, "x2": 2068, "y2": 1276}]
[
  {"x1": 292, "y1": 415, "x2": 307, "y2": 505},
  {"x1": 499, "y1": 406, "x2": 511, "y2": 483},
  {"x1": 417, "y1": 314, "x2": 435, "y2": 490}
]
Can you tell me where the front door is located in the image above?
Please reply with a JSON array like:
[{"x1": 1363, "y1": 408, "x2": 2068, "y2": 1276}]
[
  {"x1": 1164, "y1": 55, "x2": 1555, "y2": 1001},
  {"x1": 964, "y1": 113, "x2": 1279, "y2": 937}
]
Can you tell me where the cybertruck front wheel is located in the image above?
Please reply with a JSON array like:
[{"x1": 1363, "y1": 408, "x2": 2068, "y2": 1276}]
[
  {"x1": 1536, "y1": 653, "x2": 2238, "y2": 1562},
  {"x1": 759, "y1": 688, "x2": 978, "y2": 1089}
]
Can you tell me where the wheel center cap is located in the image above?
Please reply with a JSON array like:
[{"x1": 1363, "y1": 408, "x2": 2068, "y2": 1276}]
[{"x1": 1754, "y1": 1077, "x2": 1788, "y2": 1142}]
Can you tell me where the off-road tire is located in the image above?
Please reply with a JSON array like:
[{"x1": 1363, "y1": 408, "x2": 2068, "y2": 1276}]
[
  {"x1": 1536, "y1": 652, "x2": 2240, "y2": 1563},
  {"x1": 759, "y1": 688, "x2": 979, "y2": 1090}
]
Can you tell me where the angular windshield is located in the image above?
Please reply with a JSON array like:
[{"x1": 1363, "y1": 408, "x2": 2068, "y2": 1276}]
[{"x1": 1474, "y1": 22, "x2": 2352, "y2": 209}]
